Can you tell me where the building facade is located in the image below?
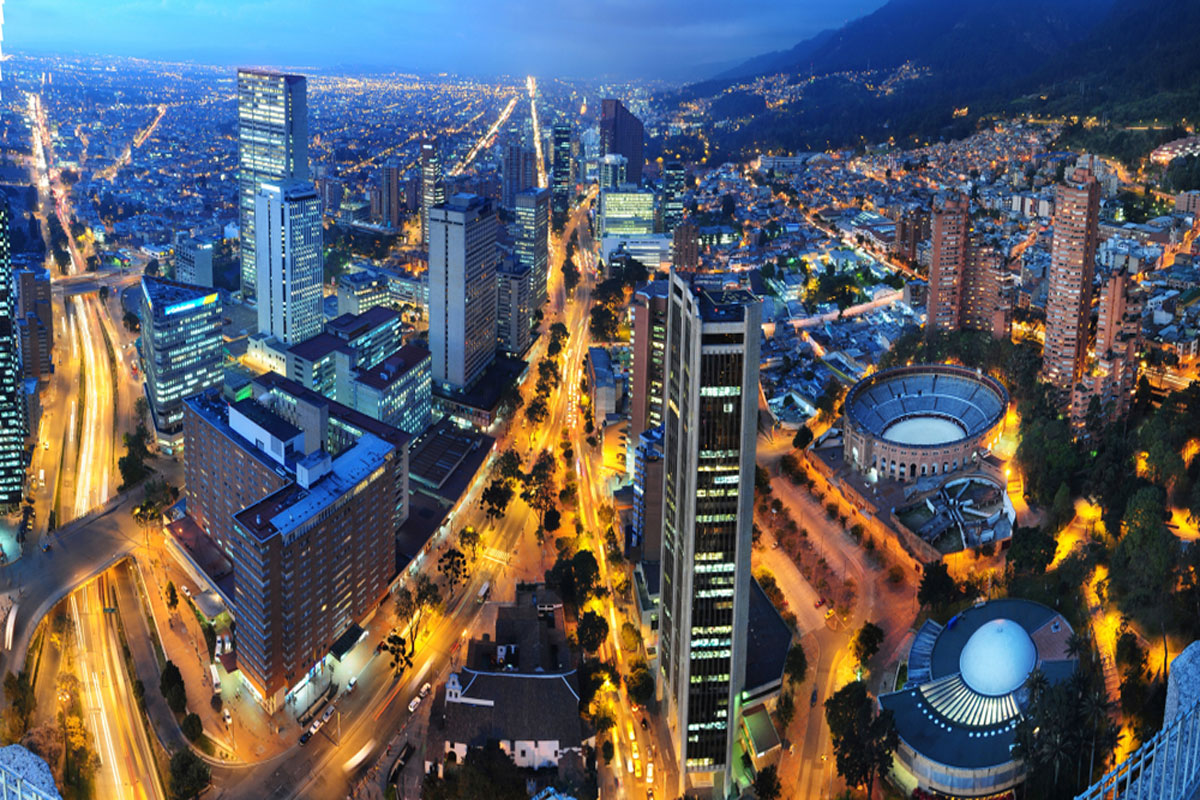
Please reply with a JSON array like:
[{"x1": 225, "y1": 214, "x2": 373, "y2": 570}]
[
  {"x1": 429, "y1": 194, "x2": 498, "y2": 391},
  {"x1": 0, "y1": 198, "x2": 24, "y2": 505},
  {"x1": 1072, "y1": 266, "x2": 1144, "y2": 426},
  {"x1": 1043, "y1": 168, "x2": 1101, "y2": 392},
  {"x1": 255, "y1": 180, "x2": 323, "y2": 346},
  {"x1": 551, "y1": 123, "x2": 573, "y2": 227},
  {"x1": 237, "y1": 69, "x2": 308, "y2": 300},
  {"x1": 175, "y1": 237, "x2": 214, "y2": 287},
  {"x1": 600, "y1": 188, "x2": 655, "y2": 239},
  {"x1": 662, "y1": 161, "x2": 686, "y2": 233},
  {"x1": 516, "y1": 187, "x2": 550, "y2": 310},
  {"x1": 139, "y1": 276, "x2": 224, "y2": 452},
  {"x1": 420, "y1": 140, "x2": 445, "y2": 247},
  {"x1": 496, "y1": 260, "x2": 532, "y2": 358},
  {"x1": 630, "y1": 280, "x2": 669, "y2": 437},
  {"x1": 501, "y1": 130, "x2": 537, "y2": 210},
  {"x1": 349, "y1": 343, "x2": 432, "y2": 436},
  {"x1": 600, "y1": 98, "x2": 644, "y2": 184},
  {"x1": 14, "y1": 267, "x2": 52, "y2": 381},
  {"x1": 658, "y1": 272, "x2": 760, "y2": 795}
]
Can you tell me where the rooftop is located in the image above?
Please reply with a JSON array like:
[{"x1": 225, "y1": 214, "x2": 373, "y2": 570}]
[
  {"x1": 353, "y1": 344, "x2": 431, "y2": 391},
  {"x1": 287, "y1": 332, "x2": 352, "y2": 363},
  {"x1": 230, "y1": 397, "x2": 302, "y2": 444},
  {"x1": 325, "y1": 305, "x2": 399, "y2": 340},
  {"x1": 141, "y1": 274, "x2": 217, "y2": 318}
]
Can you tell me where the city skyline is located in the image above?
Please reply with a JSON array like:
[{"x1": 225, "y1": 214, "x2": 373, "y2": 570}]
[{"x1": 7, "y1": 0, "x2": 887, "y2": 81}]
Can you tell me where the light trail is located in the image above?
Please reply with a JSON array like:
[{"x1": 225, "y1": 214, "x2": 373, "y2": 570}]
[
  {"x1": 527, "y1": 76, "x2": 547, "y2": 188},
  {"x1": 450, "y1": 93, "x2": 519, "y2": 176}
]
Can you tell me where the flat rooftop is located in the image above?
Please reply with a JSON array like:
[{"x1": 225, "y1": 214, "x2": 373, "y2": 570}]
[{"x1": 354, "y1": 344, "x2": 430, "y2": 391}]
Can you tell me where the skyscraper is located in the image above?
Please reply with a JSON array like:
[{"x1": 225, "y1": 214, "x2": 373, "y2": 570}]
[
  {"x1": 1071, "y1": 266, "x2": 1143, "y2": 426},
  {"x1": 501, "y1": 130, "x2": 536, "y2": 209},
  {"x1": 0, "y1": 197, "x2": 25, "y2": 505},
  {"x1": 14, "y1": 266, "x2": 52, "y2": 380},
  {"x1": 495, "y1": 259, "x2": 532, "y2": 357},
  {"x1": 420, "y1": 140, "x2": 445, "y2": 247},
  {"x1": 673, "y1": 220, "x2": 699, "y2": 270},
  {"x1": 926, "y1": 194, "x2": 1009, "y2": 340},
  {"x1": 429, "y1": 194, "x2": 498, "y2": 391},
  {"x1": 600, "y1": 98, "x2": 645, "y2": 184},
  {"x1": 598, "y1": 154, "x2": 628, "y2": 191},
  {"x1": 926, "y1": 194, "x2": 969, "y2": 335},
  {"x1": 255, "y1": 181, "x2": 323, "y2": 346},
  {"x1": 662, "y1": 160, "x2": 686, "y2": 233},
  {"x1": 515, "y1": 187, "x2": 550, "y2": 309},
  {"x1": 658, "y1": 271, "x2": 760, "y2": 795},
  {"x1": 139, "y1": 276, "x2": 223, "y2": 453},
  {"x1": 237, "y1": 69, "x2": 308, "y2": 300},
  {"x1": 381, "y1": 161, "x2": 403, "y2": 230},
  {"x1": 1043, "y1": 168, "x2": 1101, "y2": 393},
  {"x1": 630, "y1": 280, "x2": 669, "y2": 437},
  {"x1": 551, "y1": 123, "x2": 573, "y2": 227}
]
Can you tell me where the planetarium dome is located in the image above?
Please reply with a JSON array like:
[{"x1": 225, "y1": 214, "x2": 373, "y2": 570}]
[{"x1": 958, "y1": 619, "x2": 1038, "y2": 697}]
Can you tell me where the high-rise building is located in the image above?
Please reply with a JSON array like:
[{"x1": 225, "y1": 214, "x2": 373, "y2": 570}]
[
  {"x1": 673, "y1": 220, "x2": 699, "y2": 270},
  {"x1": 1072, "y1": 266, "x2": 1143, "y2": 426},
  {"x1": 894, "y1": 207, "x2": 930, "y2": 264},
  {"x1": 495, "y1": 259, "x2": 532, "y2": 357},
  {"x1": 600, "y1": 98, "x2": 645, "y2": 184},
  {"x1": 662, "y1": 161, "x2": 686, "y2": 233},
  {"x1": 255, "y1": 180, "x2": 323, "y2": 346},
  {"x1": 630, "y1": 280, "x2": 669, "y2": 437},
  {"x1": 515, "y1": 187, "x2": 549, "y2": 309},
  {"x1": 139, "y1": 276, "x2": 223, "y2": 453},
  {"x1": 598, "y1": 154, "x2": 628, "y2": 191},
  {"x1": 926, "y1": 195, "x2": 1009, "y2": 340},
  {"x1": 1043, "y1": 168, "x2": 1101, "y2": 393},
  {"x1": 429, "y1": 194, "x2": 498, "y2": 391},
  {"x1": 632, "y1": 426, "x2": 665, "y2": 559},
  {"x1": 182, "y1": 382, "x2": 408, "y2": 712},
  {"x1": 175, "y1": 237, "x2": 214, "y2": 287},
  {"x1": 658, "y1": 272, "x2": 761, "y2": 795},
  {"x1": 348, "y1": 343, "x2": 433, "y2": 436},
  {"x1": 237, "y1": 69, "x2": 308, "y2": 300},
  {"x1": 420, "y1": 140, "x2": 445, "y2": 247},
  {"x1": 381, "y1": 161, "x2": 403, "y2": 230},
  {"x1": 501, "y1": 130, "x2": 536, "y2": 209},
  {"x1": 14, "y1": 266, "x2": 52, "y2": 380},
  {"x1": 0, "y1": 198, "x2": 25, "y2": 505},
  {"x1": 926, "y1": 194, "x2": 969, "y2": 335},
  {"x1": 551, "y1": 123, "x2": 573, "y2": 227},
  {"x1": 600, "y1": 188, "x2": 655, "y2": 239}
]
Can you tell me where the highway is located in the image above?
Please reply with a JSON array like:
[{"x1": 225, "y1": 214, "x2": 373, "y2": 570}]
[{"x1": 68, "y1": 573, "x2": 164, "y2": 800}]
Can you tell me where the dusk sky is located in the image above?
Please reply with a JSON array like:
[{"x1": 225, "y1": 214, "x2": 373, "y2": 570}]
[{"x1": 7, "y1": 0, "x2": 887, "y2": 81}]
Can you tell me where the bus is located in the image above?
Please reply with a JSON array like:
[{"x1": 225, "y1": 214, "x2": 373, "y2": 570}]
[
  {"x1": 343, "y1": 739, "x2": 376, "y2": 773},
  {"x1": 477, "y1": 582, "x2": 491, "y2": 604}
]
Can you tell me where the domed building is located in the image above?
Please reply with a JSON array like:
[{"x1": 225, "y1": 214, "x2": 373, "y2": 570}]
[{"x1": 880, "y1": 598, "x2": 1077, "y2": 798}]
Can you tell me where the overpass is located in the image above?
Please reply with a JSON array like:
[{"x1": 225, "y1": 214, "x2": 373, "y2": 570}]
[{"x1": 0, "y1": 491, "x2": 140, "y2": 678}]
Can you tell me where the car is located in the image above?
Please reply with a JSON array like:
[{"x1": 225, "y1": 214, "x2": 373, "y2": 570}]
[
  {"x1": 648, "y1": 790, "x2": 655, "y2": 800},
  {"x1": 322, "y1": 704, "x2": 336, "y2": 722},
  {"x1": 408, "y1": 696, "x2": 421, "y2": 713},
  {"x1": 824, "y1": 607, "x2": 835, "y2": 620},
  {"x1": 42, "y1": 441, "x2": 49, "y2": 450},
  {"x1": 346, "y1": 676, "x2": 358, "y2": 694},
  {"x1": 646, "y1": 762, "x2": 654, "y2": 784},
  {"x1": 180, "y1": 585, "x2": 191, "y2": 598},
  {"x1": 419, "y1": 682, "x2": 432, "y2": 698},
  {"x1": 223, "y1": 708, "x2": 232, "y2": 726},
  {"x1": 810, "y1": 688, "x2": 818, "y2": 706},
  {"x1": 214, "y1": 638, "x2": 224, "y2": 657},
  {"x1": 771, "y1": 540, "x2": 780, "y2": 549},
  {"x1": 814, "y1": 597, "x2": 826, "y2": 609},
  {"x1": 640, "y1": 717, "x2": 649, "y2": 731},
  {"x1": 40, "y1": 540, "x2": 50, "y2": 552},
  {"x1": 299, "y1": 731, "x2": 312, "y2": 745}
]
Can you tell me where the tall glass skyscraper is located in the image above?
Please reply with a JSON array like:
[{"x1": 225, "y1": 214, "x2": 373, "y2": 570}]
[
  {"x1": 662, "y1": 160, "x2": 686, "y2": 233},
  {"x1": 658, "y1": 271, "x2": 760, "y2": 796},
  {"x1": 551, "y1": 123, "x2": 573, "y2": 228},
  {"x1": 420, "y1": 140, "x2": 445, "y2": 247},
  {"x1": 515, "y1": 187, "x2": 549, "y2": 310},
  {"x1": 255, "y1": 181, "x2": 323, "y2": 346},
  {"x1": 237, "y1": 69, "x2": 308, "y2": 300},
  {"x1": 0, "y1": 196, "x2": 25, "y2": 506},
  {"x1": 139, "y1": 276, "x2": 223, "y2": 453}
]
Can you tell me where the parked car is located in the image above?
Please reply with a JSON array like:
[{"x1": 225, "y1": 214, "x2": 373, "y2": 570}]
[
  {"x1": 810, "y1": 688, "x2": 818, "y2": 706},
  {"x1": 408, "y1": 696, "x2": 421, "y2": 713},
  {"x1": 345, "y1": 676, "x2": 358, "y2": 694},
  {"x1": 814, "y1": 597, "x2": 826, "y2": 609},
  {"x1": 180, "y1": 585, "x2": 191, "y2": 598},
  {"x1": 419, "y1": 682, "x2": 432, "y2": 698},
  {"x1": 223, "y1": 708, "x2": 232, "y2": 726},
  {"x1": 299, "y1": 731, "x2": 312, "y2": 745},
  {"x1": 322, "y1": 704, "x2": 336, "y2": 722}
]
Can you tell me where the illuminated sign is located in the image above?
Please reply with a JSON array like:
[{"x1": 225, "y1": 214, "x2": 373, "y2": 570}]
[{"x1": 165, "y1": 293, "x2": 218, "y2": 316}]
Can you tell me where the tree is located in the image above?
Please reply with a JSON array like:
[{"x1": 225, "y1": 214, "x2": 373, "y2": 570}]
[
  {"x1": 169, "y1": 748, "x2": 211, "y2": 800},
  {"x1": 394, "y1": 572, "x2": 439, "y2": 644},
  {"x1": 619, "y1": 622, "x2": 642, "y2": 653},
  {"x1": 145, "y1": 258, "x2": 160, "y2": 276},
  {"x1": 524, "y1": 396, "x2": 549, "y2": 425},
  {"x1": 1050, "y1": 482, "x2": 1075, "y2": 531},
  {"x1": 438, "y1": 548, "x2": 468, "y2": 588},
  {"x1": 3, "y1": 671, "x2": 35, "y2": 740},
  {"x1": 852, "y1": 621, "x2": 885, "y2": 666},
  {"x1": 754, "y1": 764, "x2": 782, "y2": 800},
  {"x1": 420, "y1": 741, "x2": 527, "y2": 800},
  {"x1": 166, "y1": 581, "x2": 178, "y2": 609},
  {"x1": 181, "y1": 712, "x2": 202, "y2": 742},
  {"x1": 824, "y1": 681, "x2": 898, "y2": 800},
  {"x1": 123, "y1": 310, "x2": 141, "y2": 332},
  {"x1": 1112, "y1": 487, "x2": 1177, "y2": 614},
  {"x1": 480, "y1": 479, "x2": 514, "y2": 522},
  {"x1": 382, "y1": 630, "x2": 414, "y2": 674},
  {"x1": 792, "y1": 426, "x2": 814, "y2": 450},
  {"x1": 785, "y1": 643, "x2": 808, "y2": 685},
  {"x1": 601, "y1": 739, "x2": 614, "y2": 763},
  {"x1": 458, "y1": 527, "x2": 480, "y2": 561},
  {"x1": 543, "y1": 507, "x2": 562, "y2": 532},
  {"x1": 98, "y1": 285, "x2": 110, "y2": 303},
  {"x1": 917, "y1": 561, "x2": 960, "y2": 608},
  {"x1": 166, "y1": 683, "x2": 187, "y2": 714},
  {"x1": 776, "y1": 690, "x2": 795, "y2": 728},
  {"x1": 576, "y1": 610, "x2": 609, "y2": 653},
  {"x1": 1008, "y1": 525, "x2": 1057, "y2": 576},
  {"x1": 21, "y1": 723, "x2": 63, "y2": 770},
  {"x1": 627, "y1": 663, "x2": 655, "y2": 707}
]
